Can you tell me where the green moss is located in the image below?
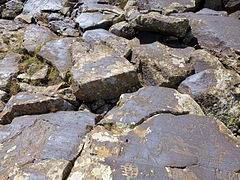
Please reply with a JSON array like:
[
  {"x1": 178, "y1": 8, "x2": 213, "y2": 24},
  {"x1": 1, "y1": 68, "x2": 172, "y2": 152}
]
[
  {"x1": 2, "y1": 37, "x2": 9, "y2": 44},
  {"x1": 48, "y1": 69, "x2": 59, "y2": 80},
  {"x1": 66, "y1": 71, "x2": 72, "y2": 85},
  {"x1": 0, "y1": 55, "x2": 4, "y2": 60}
]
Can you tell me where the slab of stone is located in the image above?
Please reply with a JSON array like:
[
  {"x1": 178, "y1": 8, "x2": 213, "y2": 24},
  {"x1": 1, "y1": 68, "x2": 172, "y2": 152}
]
[
  {"x1": 71, "y1": 43, "x2": 139, "y2": 101},
  {"x1": 109, "y1": 21, "x2": 137, "y2": 39},
  {"x1": 0, "y1": 53, "x2": 21, "y2": 90},
  {"x1": 38, "y1": 38, "x2": 74, "y2": 79},
  {"x1": 1, "y1": 0, "x2": 23, "y2": 19},
  {"x1": 101, "y1": 86, "x2": 204, "y2": 125},
  {"x1": 178, "y1": 68, "x2": 240, "y2": 105},
  {"x1": 190, "y1": 49, "x2": 225, "y2": 73},
  {"x1": 132, "y1": 0, "x2": 201, "y2": 14},
  {"x1": 23, "y1": 0, "x2": 63, "y2": 14},
  {"x1": 50, "y1": 19, "x2": 79, "y2": 37},
  {"x1": 23, "y1": 24, "x2": 57, "y2": 55},
  {"x1": 176, "y1": 12, "x2": 240, "y2": 73},
  {"x1": 0, "y1": 111, "x2": 96, "y2": 178},
  {"x1": 196, "y1": 8, "x2": 228, "y2": 16},
  {"x1": 31, "y1": 65, "x2": 49, "y2": 81},
  {"x1": 0, "y1": 92, "x2": 74, "y2": 124},
  {"x1": 82, "y1": 28, "x2": 116, "y2": 43},
  {"x1": 130, "y1": 12, "x2": 190, "y2": 38},
  {"x1": 68, "y1": 113, "x2": 240, "y2": 179},
  {"x1": 132, "y1": 42, "x2": 194, "y2": 87},
  {"x1": 75, "y1": 12, "x2": 117, "y2": 31}
]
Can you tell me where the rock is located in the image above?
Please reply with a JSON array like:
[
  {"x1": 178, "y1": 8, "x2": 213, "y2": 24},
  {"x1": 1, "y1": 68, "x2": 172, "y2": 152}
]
[
  {"x1": 229, "y1": 10, "x2": 240, "y2": 19},
  {"x1": 82, "y1": 28, "x2": 116, "y2": 43},
  {"x1": 190, "y1": 49, "x2": 225, "y2": 73},
  {"x1": 0, "y1": 53, "x2": 21, "y2": 90},
  {"x1": 101, "y1": 86, "x2": 204, "y2": 125},
  {"x1": 223, "y1": 0, "x2": 240, "y2": 13},
  {"x1": 23, "y1": 0, "x2": 63, "y2": 14},
  {"x1": 196, "y1": 8, "x2": 228, "y2": 16},
  {"x1": 178, "y1": 68, "x2": 240, "y2": 106},
  {"x1": 71, "y1": 43, "x2": 139, "y2": 102},
  {"x1": 133, "y1": 0, "x2": 201, "y2": 14},
  {"x1": 38, "y1": 38, "x2": 74, "y2": 79},
  {"x1": 91, "y1": 99, "x2": 106, "y2": 111},
  {"x1": 132, "y1": 42, "x2": 194, "y2": 87},
  {"x1": 31, "y1": 65, "x2": 49, "y2": 81},
  {"x1": 0, "y1": 92, "x2": 74, "y2": 124},
  {"x1": 57, "y1": 87, "x2": 80, "y2": 107},
  {"x1": 109, "y1": 21, "x2": 137, "y2": 39},
  {"x1": 49, "y1": 19, "x2": 79, "y2": 37},
  {"x1": 129, "y1": 12, "x2": 190, "y2": 38},
  {"x1": 0, "y1": 111, "x2": 96, "y2": 178},
  {"x1": 19, "y1": 82, "x2": 46, "y2": 93},
  {"x1": 17, "y1": 73, "x2": 31, "y2": 81},
  {"x1": 0, "y1": 89, "x2": 8, "y2": 102},
  {"x1": 1, "y1": 0, "x2": 23, "y2": 19},
  {"x1": 15, "y1": 13, "x2": 35, "y2": 24},
  {"x1": 68, "y1": 113, "x2": 240, "y2": 179},
  {"x1": 175, "y1": 12, "x2": 240, "y2": 73},
  {"x1": 75, "y1": 12, "x2": 117, "y2": 31},
  {"x1": 23, "y1": 24, "x2": 57, "y2": 55}
]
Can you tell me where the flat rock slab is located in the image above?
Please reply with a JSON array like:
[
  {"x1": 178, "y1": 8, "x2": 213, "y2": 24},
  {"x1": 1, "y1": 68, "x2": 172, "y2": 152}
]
[
  {"x1": 23, "y1": 24, "x2": 57, "y2": 55},
  {"x1": 75, "y1": 12, "x2": 116, "y2": 30},
  {"x1": 134, "y1": 0, "x2": 200, "y2": 14},
  {"x1": 0, "y1": 111, "x2": 96, "y2": 178},
  {"x1": 130, "y1": 12, "x2": 190, "y2": 38},
  {"x1": 176, "y1": 12, "x2": 240, "y2": 73},
  {"x1": 71, "y1": 43, "x2": 139, "y2": 102},
  {"x1": 68, "y1": 114, "x2": 240, "y2": 179},
  {"x1": 23, "y1": 0, "x2": 63, "y2": 14},
  {"x1": 0, "y1": 92, "x2": 74, "y2": 124},
  {"x1": 82, "y1": 28, "x2": 116, "y2": 43},
  {"x1": 101, "y1": 86, "x2": 204, "y2": 125},
  {"x1": 38, "y1": 38, "x2": 74, "y2": 79},
  {"x1": 0, "y1": 53, "x2": 21, "y2": 90},
  {"x1": 132, "y1": 42, "x2": 194, "y2": 87}
]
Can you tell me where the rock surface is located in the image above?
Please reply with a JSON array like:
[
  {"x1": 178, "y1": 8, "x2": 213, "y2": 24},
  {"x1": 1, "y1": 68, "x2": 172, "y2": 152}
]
[
  {"x1": 0, "y1": 0, "x2": 239, "y2": 178},
  {"x1": 0, "y1": 92, "x2": 74, "y2": 124},
  {"x1": 0, "y1": 111, "x2": 96, "y2": 178}
]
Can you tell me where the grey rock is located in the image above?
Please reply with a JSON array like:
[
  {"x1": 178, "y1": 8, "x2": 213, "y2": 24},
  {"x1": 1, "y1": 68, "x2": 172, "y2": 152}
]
[
  {"x1": 1, "y1": 0, "x2": 23, "y2": 19},
  {"x1": 129, "y1": 12, "x2": 190, "y2": 38},
  {"x1": 0, "y1": 111, "x2": 96, "y2": 178},
  {"x1": 101, "y1": 86, "x2": 204, "y2": 125},
  {"x1": 0, "y1": 92, "x2": 74, "y2": 124},
  {"x1": 196, "y1": 8, "x2": 228, "y2": 16},
  {"x1": 38, "y1": 38, "x2": 75, "y2": 79},
  {"x1": 23, "y1": 24, "x2": 57, "y2": 55},
  {"x1": 82, "y1": 28, "x2": 116, "y2": 43},
  {"x1": 109, "y1": 21, "x2": 137, "y2": 39},
  {"x1": 132, "y1": 42, "x2": 194, "y2": 87},
  {"x1": 69, "y1": 113, "x2": 240, "y2": 179},
  {"x1": 50, "y1": 19, "x2": 79, "y2": 37},
  {"x1": 31, "y1": 65, "x2": 49, "y2": 81},
  {"x1": 0, "y1": 53, "x2": 21, "y2": 90},
  {"x1": 175, "y1": 12, "x2": 240, "y2": 73},
  {"x1": 23, "y1": 0, "x2": 63, "y2": 14},
  {"x1": 71, "y1": 43, "x2": 139, "y2": 102}
]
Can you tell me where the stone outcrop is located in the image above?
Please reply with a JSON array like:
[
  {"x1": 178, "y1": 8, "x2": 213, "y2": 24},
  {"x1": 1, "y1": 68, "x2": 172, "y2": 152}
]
[{"x1": 0, "y1": 0, "x2": 239, "y2": 179}]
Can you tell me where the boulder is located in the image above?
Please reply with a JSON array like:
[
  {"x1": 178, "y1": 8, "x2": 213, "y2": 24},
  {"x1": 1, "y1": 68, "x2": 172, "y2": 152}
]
[
  {"x1": 189, "y1": 49, "x2": 225, "y2": 73},
  {"x1": 82, "y1": 28, "x2": 116, "y2": 43},
  {"x1": 101, "y1": 86, "x2": 204, "y2": 125},
  {"x1": 0, "y1": 92, "x2": 74, "y2": 124},
  {"x1": 175, "y1": 12, "x2": 240, "y2": 73},
  {"x1": 38, "y1": 38, "x2": 75, "y2": 79},
  {"x1": 1, "y1": 0, "x2": 23, "y2": 19},
  {"x1": 196, "y1": 8, "x2": 228, "y2": 16},
  {"x1": 71, "y1": 43, "x2": 139, "y2": 102},
  {"x1": 0, "y1": 111, "x2": 96, "y2": 178},
  {"x1": 23, "y1": 0, "x2": 63, "y2": 14},
  {"x1": 129, "y1": 12, "x2": 190, "y2": 38},
  {"x1": 23, "y1": 24, "x2": 57, "y2": 55},
  {"x1": 49, "y1": 19, "x2": 79, "y2": 37},
  {"x1": 132, "y1": 42, "x2": 195, "y2": 87},
  {"x1": 109, "y1": 21, "x2": 137, "y2": 39},
  {"x1": 0, "y1": 53, "x2": 21, "y2": 90},
  {"x1": 68, "y1": 114, "x2": 240, "y2": 179},
  {"x1": 131, "y1": 0, "x2": 201, "y2": 14}
]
